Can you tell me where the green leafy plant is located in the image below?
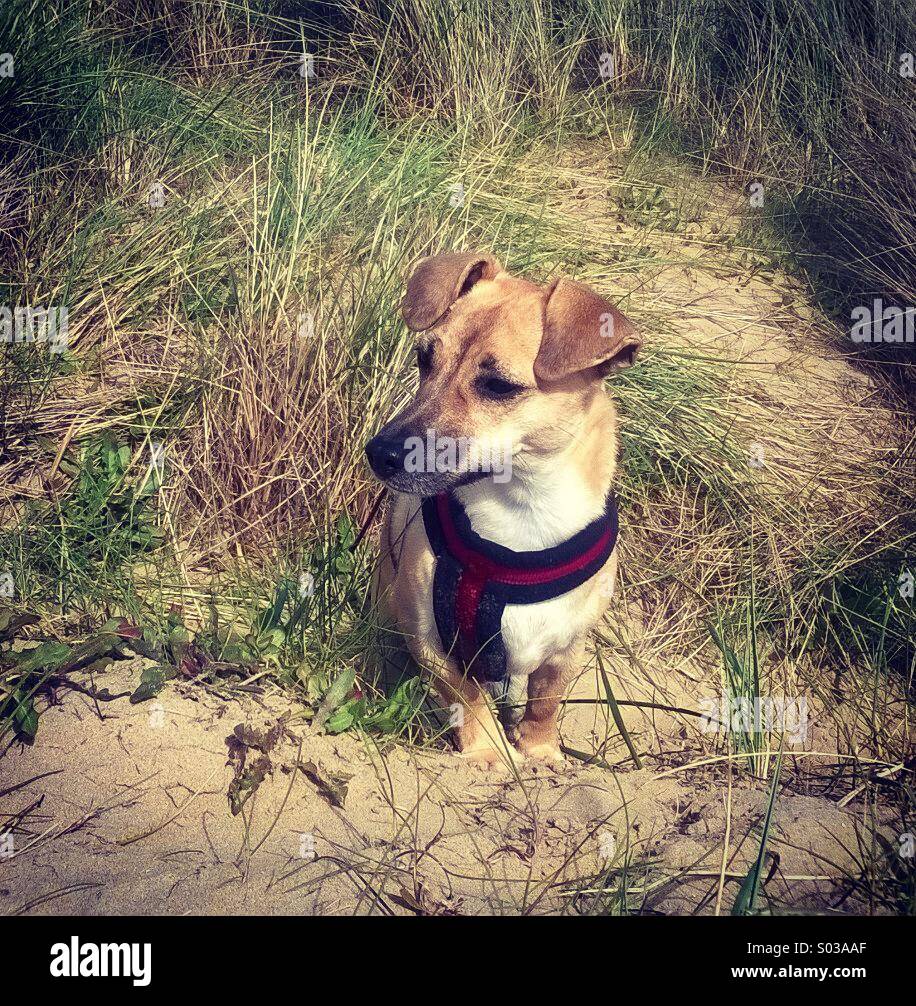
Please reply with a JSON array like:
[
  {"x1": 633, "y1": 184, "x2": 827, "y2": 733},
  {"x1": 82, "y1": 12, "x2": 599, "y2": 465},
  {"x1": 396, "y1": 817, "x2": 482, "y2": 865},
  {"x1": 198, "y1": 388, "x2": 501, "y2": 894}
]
[
  {"x1": 323, "y1": 675, "x2": 427, "y2": 736},
  {"x1": 0, "y1": 607, "x2": 139, "y2": 742},
  {"x1": 12, "y1": 435, "x2": 164, "y2": 610}
]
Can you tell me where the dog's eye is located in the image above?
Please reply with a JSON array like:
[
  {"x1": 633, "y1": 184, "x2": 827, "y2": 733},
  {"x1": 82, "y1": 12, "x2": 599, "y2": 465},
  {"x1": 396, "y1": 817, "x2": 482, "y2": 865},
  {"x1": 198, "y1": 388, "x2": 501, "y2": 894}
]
[
  {"x1": 416, "y1": 344, "x2": 434, "y2": 372},
  {"x1": 477, "y1": 376, "x2": 524, "y2": 401}
]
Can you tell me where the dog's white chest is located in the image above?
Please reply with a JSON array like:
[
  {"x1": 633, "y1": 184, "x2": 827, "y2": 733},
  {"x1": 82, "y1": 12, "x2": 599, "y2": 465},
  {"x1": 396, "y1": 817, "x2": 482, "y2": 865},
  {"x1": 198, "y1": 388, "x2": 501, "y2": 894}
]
[
  {"x1": 406, "y1": 487, "x2": 616, "y2": 677},
  {"x1": 499, "y1": 587, "x2": 594, "y2": 674},
  {"x1": 455, "y1": 485, "x2": 613, "y2": 675}
]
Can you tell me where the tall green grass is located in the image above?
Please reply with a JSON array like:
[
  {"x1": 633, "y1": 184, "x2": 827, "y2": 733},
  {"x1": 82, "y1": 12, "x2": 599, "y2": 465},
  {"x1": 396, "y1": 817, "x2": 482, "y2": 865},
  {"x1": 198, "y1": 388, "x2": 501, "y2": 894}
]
[
  {"x1": 320, "y1": 0, "x2": 916, "y2": 384},
  {"x1": 0, "y1": 0, "x2": 912, "y2": 772}
]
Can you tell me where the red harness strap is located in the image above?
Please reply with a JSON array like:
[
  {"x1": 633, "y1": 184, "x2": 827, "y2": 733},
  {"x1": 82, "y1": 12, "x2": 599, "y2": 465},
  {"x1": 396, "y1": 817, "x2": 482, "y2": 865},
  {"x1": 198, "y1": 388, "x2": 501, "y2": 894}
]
[{"x1": 435, "y1": 494, "x2": 615, "y2": 662}]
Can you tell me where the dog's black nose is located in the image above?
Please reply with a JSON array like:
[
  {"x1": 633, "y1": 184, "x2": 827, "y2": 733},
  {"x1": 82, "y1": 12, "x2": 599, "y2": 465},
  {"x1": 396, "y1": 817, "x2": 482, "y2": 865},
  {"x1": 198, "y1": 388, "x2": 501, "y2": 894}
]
[{"x1": 365, "y1": 434, "x2": 409, "y2": 480}]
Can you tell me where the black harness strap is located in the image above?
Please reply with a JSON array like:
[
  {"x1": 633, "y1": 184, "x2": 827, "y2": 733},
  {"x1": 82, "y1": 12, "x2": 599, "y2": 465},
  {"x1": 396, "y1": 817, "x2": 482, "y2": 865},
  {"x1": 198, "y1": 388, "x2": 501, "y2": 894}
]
[{"x1": 422, "y1": 493, "x2": 618, "y2": 683}]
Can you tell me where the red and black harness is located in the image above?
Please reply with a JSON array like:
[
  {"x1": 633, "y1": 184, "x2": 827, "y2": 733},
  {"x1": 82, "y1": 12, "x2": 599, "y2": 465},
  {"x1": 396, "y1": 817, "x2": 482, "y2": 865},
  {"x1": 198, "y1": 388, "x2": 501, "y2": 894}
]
[{"x1": 421, "y1": 492, "x2": 618, "y2": 684}]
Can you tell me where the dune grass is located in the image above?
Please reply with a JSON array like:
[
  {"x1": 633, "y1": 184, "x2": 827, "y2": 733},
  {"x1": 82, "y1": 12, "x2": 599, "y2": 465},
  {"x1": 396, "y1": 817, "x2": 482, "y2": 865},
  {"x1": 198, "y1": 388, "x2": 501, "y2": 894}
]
[{"x1": 0, "y1": 0, "x2": 913, "y2": 890}]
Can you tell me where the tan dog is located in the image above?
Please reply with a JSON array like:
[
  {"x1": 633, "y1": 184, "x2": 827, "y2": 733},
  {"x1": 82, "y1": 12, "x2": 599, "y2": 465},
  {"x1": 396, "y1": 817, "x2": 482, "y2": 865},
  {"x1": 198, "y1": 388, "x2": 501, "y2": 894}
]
[{"x1": 367, "y1": 251, "x2": 640, "y2": 767}]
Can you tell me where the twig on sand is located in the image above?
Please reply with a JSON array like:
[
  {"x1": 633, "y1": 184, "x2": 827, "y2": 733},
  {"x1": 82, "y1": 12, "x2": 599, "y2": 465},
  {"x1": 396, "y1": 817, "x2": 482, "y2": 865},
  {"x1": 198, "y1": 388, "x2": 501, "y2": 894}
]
[{"x1": 116, "y1": 762, "x2": 225, "y2": 847}]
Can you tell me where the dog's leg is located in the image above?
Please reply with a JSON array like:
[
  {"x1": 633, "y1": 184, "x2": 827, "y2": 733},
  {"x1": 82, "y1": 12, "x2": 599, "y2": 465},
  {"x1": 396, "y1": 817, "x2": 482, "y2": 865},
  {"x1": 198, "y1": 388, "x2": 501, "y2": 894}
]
[
  {"x1": 417, "y1": 647, "x2": 520, "y2": 769},
  {"x1": 514, "y1": 642, "x2": 582, "y2": 764}
]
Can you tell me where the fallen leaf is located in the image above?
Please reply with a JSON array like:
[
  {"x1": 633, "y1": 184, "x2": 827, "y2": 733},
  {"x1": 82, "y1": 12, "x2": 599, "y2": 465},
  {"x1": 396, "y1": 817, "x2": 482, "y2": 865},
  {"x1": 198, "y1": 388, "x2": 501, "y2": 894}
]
[
  {"x1": 299, "y1": 760, "x2": 349, "y2": 808},
  {"x1": 129, "y1": 663, "x2": 178, "y2": 703}
]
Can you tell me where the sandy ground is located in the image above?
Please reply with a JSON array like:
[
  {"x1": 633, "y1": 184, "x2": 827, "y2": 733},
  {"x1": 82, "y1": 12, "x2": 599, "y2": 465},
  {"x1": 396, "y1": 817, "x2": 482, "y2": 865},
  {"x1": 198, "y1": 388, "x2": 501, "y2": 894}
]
[
  {"x1": 1, "y1": 147, "x2": 909, "y2": 916},
  {"x1": 0, "y1": 656, "x2": 896, "y2": 916}
]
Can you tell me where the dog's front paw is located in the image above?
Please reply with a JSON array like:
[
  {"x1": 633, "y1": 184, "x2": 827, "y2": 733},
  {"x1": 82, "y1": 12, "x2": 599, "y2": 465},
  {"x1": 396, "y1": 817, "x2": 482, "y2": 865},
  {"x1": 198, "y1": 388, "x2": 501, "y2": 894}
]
[
  {"x1": 514, "y1": 724, "x2": 565, "y2": 766},
  {"x1": 517, "y1": 740, "x2": 565, "y2": 767},
  {"x1": 459, "y1": 741, "x2": 523, "y2": 771}
]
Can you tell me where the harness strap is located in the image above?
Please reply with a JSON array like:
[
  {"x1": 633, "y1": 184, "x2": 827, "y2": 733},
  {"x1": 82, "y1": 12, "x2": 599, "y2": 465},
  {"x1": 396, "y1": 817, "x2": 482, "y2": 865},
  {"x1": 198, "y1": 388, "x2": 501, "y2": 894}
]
[{"x1": 422, "y1": 492, "x2": 618, "y2": 682}]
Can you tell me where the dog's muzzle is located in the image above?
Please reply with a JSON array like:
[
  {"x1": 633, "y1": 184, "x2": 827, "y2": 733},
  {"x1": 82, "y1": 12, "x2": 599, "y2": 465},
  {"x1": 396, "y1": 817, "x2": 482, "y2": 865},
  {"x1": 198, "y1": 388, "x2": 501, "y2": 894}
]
[
  {"x1": 364, "y1": 425, "x2": 485, "y2": 496},
  {"x1": 364, "y1": 433, "x2": 411, "y2": 481}
]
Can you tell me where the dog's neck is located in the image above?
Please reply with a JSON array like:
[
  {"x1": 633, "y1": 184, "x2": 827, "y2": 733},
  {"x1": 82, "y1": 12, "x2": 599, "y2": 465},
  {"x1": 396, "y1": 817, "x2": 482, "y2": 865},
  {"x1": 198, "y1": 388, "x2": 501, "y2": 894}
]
[{"x1": 454, "y1": 392, "x2": 617, "y2": 551}]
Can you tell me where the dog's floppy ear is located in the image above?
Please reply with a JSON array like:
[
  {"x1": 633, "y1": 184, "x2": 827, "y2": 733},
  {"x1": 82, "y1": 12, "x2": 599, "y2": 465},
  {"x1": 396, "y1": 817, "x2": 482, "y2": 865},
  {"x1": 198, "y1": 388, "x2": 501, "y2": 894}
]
[
  {"x1": 535, "y1": 278, "x2": 641, "y2": 382},
  {"x1": 401, "y1": 251, "x2": 502, "y2": 331}
]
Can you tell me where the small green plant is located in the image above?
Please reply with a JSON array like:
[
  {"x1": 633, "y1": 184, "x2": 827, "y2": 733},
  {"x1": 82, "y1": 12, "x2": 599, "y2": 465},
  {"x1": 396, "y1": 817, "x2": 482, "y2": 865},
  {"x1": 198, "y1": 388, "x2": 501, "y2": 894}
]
[
  {"x1": 710, "y1": 566, "x2": 773, "y2": 779},
  {"x1": 322, "y1": 674, "x2": 427, "y2": 736},
  {"x1": 9, "y1": 435, "x2": 164, "y2": 610},
  {"x1": 201, "y1": 514, "x2": 367, "y2": 680},
  {"x1": 0, "y1": 607, "x2": 139, "y2": 743}
]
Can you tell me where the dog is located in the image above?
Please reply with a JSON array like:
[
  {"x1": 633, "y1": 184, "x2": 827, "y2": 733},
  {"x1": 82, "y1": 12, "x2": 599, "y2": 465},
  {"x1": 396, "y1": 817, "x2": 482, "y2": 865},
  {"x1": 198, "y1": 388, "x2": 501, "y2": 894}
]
[{"x1": 366, "y1": 251, "x2": 641, "y2": 767}]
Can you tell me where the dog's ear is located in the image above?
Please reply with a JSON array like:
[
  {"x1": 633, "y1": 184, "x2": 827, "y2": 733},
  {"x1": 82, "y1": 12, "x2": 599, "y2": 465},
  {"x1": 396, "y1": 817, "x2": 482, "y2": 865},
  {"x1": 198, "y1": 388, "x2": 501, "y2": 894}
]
[
  {"x1": 535, "y1": 278, "x2": 641, "y2": 382},
  {"x1": 401, "y1": 251, "x2": 502, "y2": 331}
]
